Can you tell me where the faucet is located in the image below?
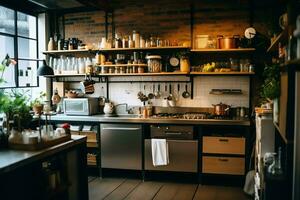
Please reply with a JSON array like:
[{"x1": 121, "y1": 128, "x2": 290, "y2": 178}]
[{"x1": 115, "y1": 103, "x2": 130, "y2": 114}]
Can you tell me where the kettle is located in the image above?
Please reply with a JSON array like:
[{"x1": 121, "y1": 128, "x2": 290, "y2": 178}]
[{"x1": 103, "y1": 102, "x2": 114, "y2": 115}]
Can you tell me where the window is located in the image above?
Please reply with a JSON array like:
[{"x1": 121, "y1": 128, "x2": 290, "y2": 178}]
[{"x1": 0, "y1": 5, "x2": 38, "y2": 88}]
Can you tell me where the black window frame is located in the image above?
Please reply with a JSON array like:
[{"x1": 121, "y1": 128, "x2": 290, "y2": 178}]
[{"x1": 0, "y1": 5, "x2": 39, "y2": 89}]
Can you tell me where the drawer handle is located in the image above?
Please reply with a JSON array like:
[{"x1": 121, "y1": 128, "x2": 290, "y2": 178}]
[
  {"x1": 219, "y1": 139, "x2": 229, "y2": 142},
  {"x1": 219, "y1": 158, "x2": 229, "y2": 162},
  {"x1": 102, "y1": 127, "x2": 141, "y2": 131}
]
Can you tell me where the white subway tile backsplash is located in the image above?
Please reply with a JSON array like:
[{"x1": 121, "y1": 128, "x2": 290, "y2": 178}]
[{"x1": 69, "y1": 76, "x2": 250, "y2": 108}]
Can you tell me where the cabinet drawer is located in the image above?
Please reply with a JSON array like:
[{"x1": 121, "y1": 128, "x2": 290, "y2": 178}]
[
  {"x1": 203, "y1": 136, "x2": 245, "y2": 155},
  {"x1": 202, "y1": 156, "x2": 245, "y2": 175},
  {"x1": 81, "y1": 131, "x2": 97, "y2": 143}
]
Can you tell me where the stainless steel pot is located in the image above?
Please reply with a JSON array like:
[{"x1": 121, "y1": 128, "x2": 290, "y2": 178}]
[{"x1": 212, "y1": 102, "x2": 231, "y2": 116}]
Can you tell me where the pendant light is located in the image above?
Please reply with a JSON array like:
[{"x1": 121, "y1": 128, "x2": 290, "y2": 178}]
[{"x1": 37, "y1": 60, "x2": 54, "y2": 76}]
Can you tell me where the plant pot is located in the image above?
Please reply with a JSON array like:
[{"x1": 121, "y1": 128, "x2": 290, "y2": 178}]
[
  {"x1": 180, "y1": 58, "x2": 190, "y2": 72},
  {"x1": 33, "y1": 104, "x2": 43, "y2": 115}
]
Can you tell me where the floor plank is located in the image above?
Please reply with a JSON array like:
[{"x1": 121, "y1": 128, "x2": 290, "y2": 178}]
[
  {"x1": 103, "y1": 179, "x2": 141, "y2": 200},
  {"x1": 214, "y1": 186, "x2": 251, "y2": 200},
  {"x1": 124, "y1": 181, "x2": 164, "y2": 200},
  {"x1": 89, "y1": 178, "x2": 125, "y2": 200},
  {"x1": 193, "y1": 185, "x2": 217, "y2": 200},
  {"x1": 153, "y1": 182, "x2": 198, "y2": 200}
]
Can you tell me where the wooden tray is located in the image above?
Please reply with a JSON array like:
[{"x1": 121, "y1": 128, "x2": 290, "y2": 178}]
[{"x1": 9, "y1": 134, "x2": 72, "y2": 151}]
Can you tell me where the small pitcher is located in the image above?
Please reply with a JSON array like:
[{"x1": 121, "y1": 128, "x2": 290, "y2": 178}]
[{"x1": 103, "y1": 102, "x2": 114, "y2": 115}]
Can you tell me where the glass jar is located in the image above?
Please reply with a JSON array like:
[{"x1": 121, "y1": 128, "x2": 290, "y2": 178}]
[
  {"x1": 230, "y1": 58, "x2": 239, "y2": 71},
  {"x1": 150, "y1": 36, "x2": 156, "y2": 47},
  {"x1": 146, "y1": 55, "x2": 162, "y2": 73}
]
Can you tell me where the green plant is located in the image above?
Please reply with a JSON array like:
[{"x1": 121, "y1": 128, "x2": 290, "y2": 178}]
[
  {"x1": 260, "y1": 63, "x2": 280, "y2": 101},
  {"x1": 176, "y1": 50, "x2": 190, "y2": 58},
  {"x1": 30, "y1": 91, "x2": 46, "y2": 107},
  {"x1": 0, "y1": 54, "x2": 17, "y2": 84},
  {"x1": 0, "y1": 89, "x2": 32, "y2": 130}
]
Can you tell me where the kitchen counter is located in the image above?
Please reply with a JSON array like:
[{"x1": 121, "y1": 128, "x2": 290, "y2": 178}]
[
  {"x1": 0, "y1": 135, "x2": 88, "y2": 200},
  {"x1": 0, "y1": 135, "x2": 86, "y2": 174},
  {"x1": 43, "y1": 114, "x2": 251, "y2": 126}
]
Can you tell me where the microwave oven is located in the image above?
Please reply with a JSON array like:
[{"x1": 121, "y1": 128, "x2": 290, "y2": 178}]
[{"x1": 63, "y1": 98, "x2": 99, "y2": 116}]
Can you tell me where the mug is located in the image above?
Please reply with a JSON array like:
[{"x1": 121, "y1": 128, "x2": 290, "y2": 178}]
[{"x1": 279, "y1": 13, "x2": 288, "y2": 30}]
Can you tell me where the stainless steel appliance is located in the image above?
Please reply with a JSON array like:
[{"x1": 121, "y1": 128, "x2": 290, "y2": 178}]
[
  {"x1": 63, "y1": 98, "x2": 99, "y2": 116},
  {"x1": 145, "y1": 125, "x2": 198, "y2": 172},
  {"x1": 101, "y1": 124, "x2": 142, "y2": 170}
]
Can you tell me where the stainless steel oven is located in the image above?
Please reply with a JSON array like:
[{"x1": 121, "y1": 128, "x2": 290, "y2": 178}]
[
  {"x1": 145, "y1": 125, "x2": 198, "y2": 172},
  {"x1": 63, "y1": 98, "x2": 99, "y2": 116}
]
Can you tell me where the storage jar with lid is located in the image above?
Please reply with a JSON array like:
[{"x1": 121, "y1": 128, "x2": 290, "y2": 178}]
[{"x1": 146, "y1": 55, "x2": 162, "y2": 73}]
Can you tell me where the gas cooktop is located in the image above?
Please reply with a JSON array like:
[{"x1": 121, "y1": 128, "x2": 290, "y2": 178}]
[{"x1": 150, "y1": 113, "x2": 234, "y2": 120}]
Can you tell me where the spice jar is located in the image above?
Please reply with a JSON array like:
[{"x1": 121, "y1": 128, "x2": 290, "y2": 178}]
[
  {"x1": 133, "y1": 30, "x2": 140, "y2": 48},
  {"x1": 122, "y1": 36, "x2": 128, "y2": 48},
  {"x1": 138, "y1": 66, "x2": 144, "y2": 73},
  {"x1": 146, "y1": 55, "x2": 162, "y2": 73},
  {"x1": 140, "y1": 36, "x2": 145, "y2": 48}
]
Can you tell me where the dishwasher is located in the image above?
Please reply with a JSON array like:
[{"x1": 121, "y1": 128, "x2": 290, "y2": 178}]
[
  {"x1": 100, "y1": 124, "x2": 142, "y2": 170},
  {"x1": 144, "y1": 125, "x2": 198, "y2": 172}
]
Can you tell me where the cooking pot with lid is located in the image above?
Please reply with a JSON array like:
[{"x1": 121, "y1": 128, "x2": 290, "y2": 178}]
[{"x1": 212, "y1": 102, "x2": 231, "y2": 116}]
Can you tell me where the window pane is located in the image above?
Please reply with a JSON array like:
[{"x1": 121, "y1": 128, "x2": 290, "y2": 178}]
[
  {"x1": 18, "y1": 37, "x2": 37, "y2": 59},
  {"x1": 18, "y1": 60, "x2": 38, "y2": 87},
  {"x1": 0, "y1": 35, "x2": 16, "y2": 88},
  {"x1": 17, "y1": 12, "x2": 36, "y2": 38},
  {"x1": 0, "y1": 6, "x2": 15, "y2": 35}
]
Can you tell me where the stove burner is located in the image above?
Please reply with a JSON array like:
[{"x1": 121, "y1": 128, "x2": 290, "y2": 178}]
[{"x1": 151, "y1": 112, "x2": 213, "y2": 119}]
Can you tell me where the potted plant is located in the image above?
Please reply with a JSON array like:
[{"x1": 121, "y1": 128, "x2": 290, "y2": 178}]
[
  {"x1": 0, "y1": 89, "x2": 32, "y2": 132},
  {"x1": 260, "y1": 63, "x2": 280, "y2": 122},
  {"x1": 177, "y1": 50, "x2": 191, "y2": 73},
  {"x1": 30, "y1": 92, "x2": 46, "y2": 115}
]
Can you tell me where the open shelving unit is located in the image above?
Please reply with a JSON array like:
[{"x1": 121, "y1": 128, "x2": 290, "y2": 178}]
[{"x1": 191, "y1": 48, "x2": 255, "y2": 53}]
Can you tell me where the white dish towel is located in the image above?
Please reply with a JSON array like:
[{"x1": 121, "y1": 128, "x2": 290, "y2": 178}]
[{"x1": 151, "y1": 139, "x2": 169, "y2": 166}]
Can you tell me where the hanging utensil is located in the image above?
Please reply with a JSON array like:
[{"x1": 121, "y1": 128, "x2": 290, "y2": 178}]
[
  {"x1": 175, "y1": 83, "x2": 180, "y2": 101},
  {"x1": 182, "y1": 83, "x2": 190, "y2": 98},
  {"x1": 155, "y1": 84, "x2": 161, "y2": 99},
  {"x1": 167, "y1": 84, "x2": 173, "y2": 100},
  {"x1": 148, "y1": 84, "x2": 155, "y2": 99}
]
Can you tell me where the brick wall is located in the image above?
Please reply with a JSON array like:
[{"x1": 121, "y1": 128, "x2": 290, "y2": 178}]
[{"x1": 63, "y1": 0, "x2": 274, "y2": 46}]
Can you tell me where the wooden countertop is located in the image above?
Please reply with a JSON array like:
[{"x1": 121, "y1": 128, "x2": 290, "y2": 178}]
[{"x1": 0, "y1": 135, "x2": 86, "y2": 174}]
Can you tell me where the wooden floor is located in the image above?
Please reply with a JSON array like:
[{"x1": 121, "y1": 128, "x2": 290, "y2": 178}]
[{"x1": 88, "y1": 178, "x2": 251, "y2": 200}]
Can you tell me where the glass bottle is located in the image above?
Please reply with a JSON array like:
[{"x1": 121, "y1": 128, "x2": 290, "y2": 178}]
[
  {"x1": 48, "y1": 37, "x2": 55, "y2": 51},
  {"x1": 128, "y1": 36, "x2": 134, "y2": 48}
]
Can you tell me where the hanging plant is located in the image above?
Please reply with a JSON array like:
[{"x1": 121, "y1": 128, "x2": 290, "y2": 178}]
[{"x1": 0, "y1": 54, "x2": 17, "y2": 84}]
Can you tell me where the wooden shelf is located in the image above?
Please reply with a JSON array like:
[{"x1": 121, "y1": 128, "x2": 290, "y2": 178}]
[
  {"x1": 280, "y1": 59, "x2": 300, "y2": 71},
  {"x1": 46, "y1": 71, "x2": 254, "y2": 78},
  {"x1": 43, "y1": 46, "x2": 190, "y2": 55},
  {"x1": 97, "y1": 64, "x2": 147, "y2": 67},
  {"x1": 274, "y1": 122, "x2": 288, "y2": 144},
  {"x1": 43, "y1": 49, "x2": 93, "y2": 55},
  {"x1": 267, "y1": 30, "x2": 288, "y2": 53},
  {"x1": 46, "y1": 72, "x2": 189, "y2": 77},
  {"x1": 190, "y1": 72, "x2": 255, "y2": 75},
  {"x1": 98, "y1": 46, "x2": 190, "y2": 51},
  {"x1": 191, "y1": 48, "x2": 255, "y2": 53}
]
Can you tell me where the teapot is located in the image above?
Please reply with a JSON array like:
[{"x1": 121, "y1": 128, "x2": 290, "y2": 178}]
[{"x1": 103, "y1": 102, "x2": 114, "y2": 115}]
